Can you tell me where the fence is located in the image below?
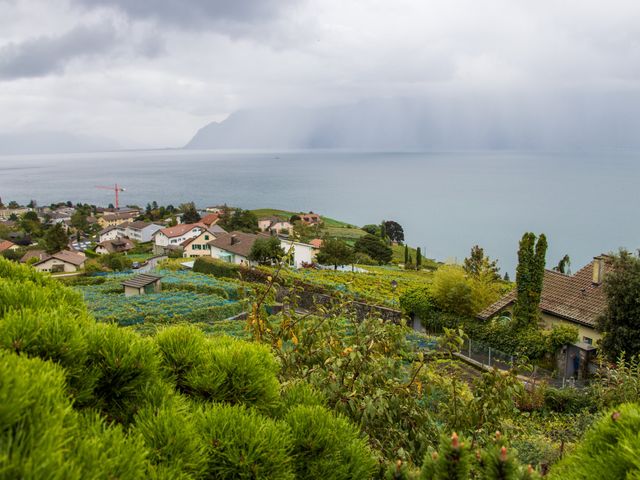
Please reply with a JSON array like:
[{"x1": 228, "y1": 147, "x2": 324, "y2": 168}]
[{"x1": 457, "y1": 338, "x2": 589, "y2": 389}]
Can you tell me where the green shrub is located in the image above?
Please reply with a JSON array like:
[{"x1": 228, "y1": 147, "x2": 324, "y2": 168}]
[
  {"x1": 197, "y1": 403, "x2": 295, "y2": 479},
  {"x1": 0, "y1": 350, "x2": 72, "y2": 478},
  {"x1": 186, "y1": 336, "x2": 281, "y2": 411},
  {"x1": 193, "y1": 257, "x2": 241, "y2": 279},
  {"x1": 85, "y1": 323, "x2": 161, "y2": 424},
  {"x1": 278, "y1": 381, "x2": 327, "y2": 415},
  {"x1": 543, "y1": 387, "x2": 594, "y2": 413},
  {"x1": 155, "y1": 325, "x2": 208, "y2": 394},
  {"x1": 134, "y1": 396, "x2": 207, "y2": 479},
  {"x1": 0, "y1": 307, "x2": 96, "y2": 404},
  {"x1": 399, "y1": 287, "x2": 434, "y2": 320},
  {"x1": 66, "y1": 412, "x2": 149, "y2": 480},
  {"x1": 549, "y1": 403, "x2": 640, "y2": 479},
  {"x1": 284, "y1": 405, "x2": 377, "y2": 480}
]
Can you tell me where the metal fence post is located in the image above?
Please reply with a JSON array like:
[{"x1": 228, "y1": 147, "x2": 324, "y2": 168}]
[
  {"x1": 468, "y1": 339, "x2": 472, "y2": 358},
  {"x1": 488, "y1": 347, "x2": 492, "y2": 367}
]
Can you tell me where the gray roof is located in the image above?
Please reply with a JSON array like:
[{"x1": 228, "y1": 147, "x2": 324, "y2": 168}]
[{"x1": 121, "y1": 274, "x2": 162, "y2": 289}]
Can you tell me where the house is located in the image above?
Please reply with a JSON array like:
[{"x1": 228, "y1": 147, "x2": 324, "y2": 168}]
[
  {"x1": 121, "y1": 274, "x2": 162, "y2": 296},
  {"x1": 153, "y1": 223, "x2": 206, "y2": 254},
  {"x1": 279, "y1": 238, "x2": 318, "y2": 268},
  {"x1": 258, "y1": 217, "x2": 294, "y2": 235},
  {"x1": 97, "y1": 211, "x2": 138, "y2": 228},
  {"x1": 200, "y1": 213, "x2": 220, "y2": 228},
  {"x1": 95, "y1": 238, "x2": 135, "y2": 255},
  {"x1": 98, "y1": 225, "x2": 123, "y2": 243},
  {"x1": 32, "y1": 250, "x2": 86, "y2": 273},
  {"x1": 208, "y1": 231, "x2": 268, "y2": 266},
  {"x1": 309, "y1": 238, "x2": 323, "y2": 249},
  {"x1": 123, "y1": 221, "x2": 163, "y2": 243},
  {"x1": 0, "y1": 240, "x2": 19, "y2": 254},
  {"x1": 477, "y1": 255, "x2": 612, "y2": 346},
  {"x1": 20, "y1": 249, "x2": 48, "y2": 264},
  {"x1": 300, "y1": 212, "x2": 322, "y2": 226},
  {"x1": 182, "y1": 226, "x2": 226, "y2": 258}
]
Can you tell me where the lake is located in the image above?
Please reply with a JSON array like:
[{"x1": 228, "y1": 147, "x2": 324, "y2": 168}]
[{"x1": 1, "y1": 148, "x2": 638, "y2": 274}]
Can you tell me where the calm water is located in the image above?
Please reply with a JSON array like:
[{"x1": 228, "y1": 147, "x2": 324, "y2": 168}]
[{"x1": 1, "y1": 149, "x2": 638, "y2": 273}]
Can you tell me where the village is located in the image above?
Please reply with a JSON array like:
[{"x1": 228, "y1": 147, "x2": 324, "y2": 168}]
[{"x1": 2, "y1": 193, "x2": 640, "y2": 477}]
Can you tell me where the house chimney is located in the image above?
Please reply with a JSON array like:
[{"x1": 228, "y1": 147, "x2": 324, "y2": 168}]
[
  {"x1": 230, "y1": 234, "x2": 238, "y2": 245},
  {"x1": 592, "y1": 256, "x2": 605, "y2": 284}
]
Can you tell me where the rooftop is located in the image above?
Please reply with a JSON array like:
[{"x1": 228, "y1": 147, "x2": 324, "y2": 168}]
[
  {"x1": 121, "y1": 274, "x2": 162, "y2": 289},
  {"x1": 157, "y1": 223, "x2": 205, "y2": 238},
  {"x1": 208, "y1": 231, "x2": 268, "y2": 258},
  {"x1": 478, "y1": 256, "x2": 611, "y2": 327}
]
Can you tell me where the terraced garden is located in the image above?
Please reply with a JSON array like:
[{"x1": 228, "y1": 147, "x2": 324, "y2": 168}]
[{"x1": 74, "y1": 270, "x2": 248, "y2": 326}]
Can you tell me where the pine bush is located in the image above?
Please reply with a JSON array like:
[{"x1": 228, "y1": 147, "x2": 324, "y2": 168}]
[
  {"x1": 196, "y1": 403, "x2": 295, "y2": 479},
  {"x1": 284, "y1": 405, "x2": 377, "y2": 480}
]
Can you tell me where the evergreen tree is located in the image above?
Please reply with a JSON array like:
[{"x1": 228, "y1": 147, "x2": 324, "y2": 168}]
[
  {"x1": 553, "y1": 254, "x2": 571, "y2": 274},
  {"x1": 380, "y1": 221, "x2": 387, "y2": 241},
  {"x1": 416, "y1": 247, "x2": 422, "y2": 269},
  {"x1": 180, "y1": 202, "x2": 201, "y2": 224},
  {"x1": 463, "y1": 245, "x2": 500, "y2": 280},
  {"x1": 354, "y1": 234, "x2": 393, "y2": 265},
  {"x1": 404, "y1": 245, "x2": 409, "y2": 264},
  {"x1": 503, "y1": 272, "x2": 510, "y2": 282},
  {"x1": 598, "y1": 250, "x2": 640, "y2": 360},
  {"x1": 513, "y1": 233, "x2": 547, "y2": 328},
  {"x1": 44, "y1": 223, "x2": 69, "y2": 253},
  {"x1": 316, "y1": 238, "x2": 354, "y2": 269}
]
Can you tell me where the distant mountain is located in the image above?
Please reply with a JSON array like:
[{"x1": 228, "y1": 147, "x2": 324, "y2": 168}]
[
  {"x1": 185, "y1": 94, "x2": 640, "y2": 150},
  {"x1": 0, "y1": 131, "x2": 120, "y2": 155}
]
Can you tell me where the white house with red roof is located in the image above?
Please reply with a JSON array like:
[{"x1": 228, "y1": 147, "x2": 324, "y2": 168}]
[{"x1": 153, "y1": 223, "x2": 206, "y2": 253}]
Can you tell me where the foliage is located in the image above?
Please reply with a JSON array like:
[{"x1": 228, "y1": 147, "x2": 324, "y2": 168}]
[
  {"x1": 285, "y1": 405, "x2": 377, "y2": 479},
  {"x1": 248, "y1": 236, "x2": 285, "y2": 265},
  {"x1": 421, "y1": 433, "x2": 472, "y2": 480},
  {"x1": 99, "y1": 252, "x2": 133, "y2": 271},
  {"x1": 179, "y1": 201, "x2": 201, "y2": 223},
  {"x1": 384, "y1": 220, "x2": 405, "y2": 243},
  {"x1": 598, "y1": 249, "x2": 640, "y2": 360},
  {"x1": 429, "y1": 265, "x2": 474, "y2": 316},
  {"x1": 219, "y1": 206, "x2": 259, "y2": 233},
  {"x1": 193, "y1": 255, "x2": 242, "y2": 278},
  {"x1": 548, "y1": 404, "x2": 640, "y2": 479},
  {"x1": 400, "y1": 287, "x2": 434, "y2": 321},
  {"x1": 196, "y1": 403, "x2": 295, "y2": 479},
  {"x1": 553, "y1": 254, "x2": 571, "y2": 275},
  {"x1": 44, "y1": 222, "x2": 70, "y2": 253},
  {"x1": 355, "y1": 233, "x2": 393, "y2": 264},
  {"x1": 464, "y1": 245, "x2": 500, "y2": 280},
  {"x1": 590, "y1": 354, "x2": 640, "y2": 409},
  {"x1": 513, "y1": 233, "x2": 547, "y2": 328},
  {"x1": 316, "y1": 237, "x2": 355, "y2": 269}
]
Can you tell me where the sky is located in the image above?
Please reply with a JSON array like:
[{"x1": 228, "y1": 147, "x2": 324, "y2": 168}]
[{"x1": 1, "y1": 0, "x2": 639, "y2": 148}]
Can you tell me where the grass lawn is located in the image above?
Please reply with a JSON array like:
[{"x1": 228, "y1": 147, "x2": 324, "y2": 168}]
[{"x1": 250, "y1": 208, "x2": 357, "y2": 229}]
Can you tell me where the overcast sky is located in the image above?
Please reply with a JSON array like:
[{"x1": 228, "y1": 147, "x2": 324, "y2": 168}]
[{"x1": 1, "y1": 0, "x2": 639, "y2": 148}]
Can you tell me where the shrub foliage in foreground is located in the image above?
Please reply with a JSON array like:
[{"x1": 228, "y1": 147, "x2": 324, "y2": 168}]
[{"x1": 2, "y1": 257, "x2": 640, "y2": 479}]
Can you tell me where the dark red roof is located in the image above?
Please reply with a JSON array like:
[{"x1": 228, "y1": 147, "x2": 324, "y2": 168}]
[{"x1": 478, "y1": 257, "x2": 611, "y2": 327}]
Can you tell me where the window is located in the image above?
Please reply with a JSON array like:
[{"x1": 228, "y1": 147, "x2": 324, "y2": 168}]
[
  {"x1": 205, "y1": 235, "x2": 209, "y2": 240},
  {"x1": 582, "y1": 336, "x2": 593, "y2": 345}
]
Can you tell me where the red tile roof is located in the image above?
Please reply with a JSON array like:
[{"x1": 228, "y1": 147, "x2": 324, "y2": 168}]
[
  {"x1": 157, "y1": 223, "x2": 204, "y2": 238},
  {"x1": 309, "y1": 238, "x2": 323, "y2": 249},
  {"x1": 34, "y1": 250, "x2": 86, "y2": 267},
  {"x1": 478, "y1": 256, "x2": 611, "y2": 327},
  {"x1": 201, "y1": 213, "x2": 219, "y2": 226},
  {"x1": 0, "y1": 240, "x2": 17, "y2": 252}
]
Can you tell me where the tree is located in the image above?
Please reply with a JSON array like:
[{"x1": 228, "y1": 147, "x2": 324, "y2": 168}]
[
  {"x1": 179, "y1": 202, "x2": 201, "y2": 224},
  {"x1": 513, "y1": 233, "x2": 547, "y2": 328},
  {"x1": 404, "y1": 245, "x2": 409, "y2": 264},
  {"x1": 20, "y1": 211, "x2": 41, "y2": 235},
  {"x1": 554, "y1": 254, "x2": 571, "y2": 274},
  {"x1": 354, "y1": 234, "x2": 393, "y2": 265},
  {"x1": 416, "y1": 247, "x2": 422, "y2": 269},
  {"x1": 463, "y1": 245, "x2": 500, "y2": 280},
  {"x1": 380, "y1": 222, "x2": 387, "y2": 241},
  {"x1": 7, "y1": 200, "x2": 19, "y2": 209},
  {"x1": 598, "y1": 250, "x2": 640, "y2": 360},
  {"x1": 316, "y1": 238, "x2": 354, "y2": 269},
  {"x1": 248, "y1": 237, "x2": 285, "y2": 265},
  {"x1": 219, "y1": 208, "x2": 258, "y2": 233},
  {"x1": 361, "y1": 224, "x2": 379, "y2": 236},
  {"x1": 383, "y1": 220, "x2": 404, "y2": 243},
  {"x1": 43, "y1": 223, "x2": 69, "y2": 253}
]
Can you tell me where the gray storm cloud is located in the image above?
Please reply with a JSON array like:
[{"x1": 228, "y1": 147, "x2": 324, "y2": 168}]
[
  {"x1": 0, "y1": 24, "x2": 117, "y2": 79},
  {"x1": 0, "y1": 0, "x2": 639, "y2": 149}
]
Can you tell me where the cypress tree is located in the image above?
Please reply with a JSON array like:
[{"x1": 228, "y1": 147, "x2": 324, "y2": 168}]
[
  {"x1": 404, "y1": 245, "x2": 409, "y2": 264},
  {"x1": 416, "y1": 247, "x2": 422, "y2": 269},
  {"x1": 513, "y1": 232, "x2": 547, "y2": 328}
]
